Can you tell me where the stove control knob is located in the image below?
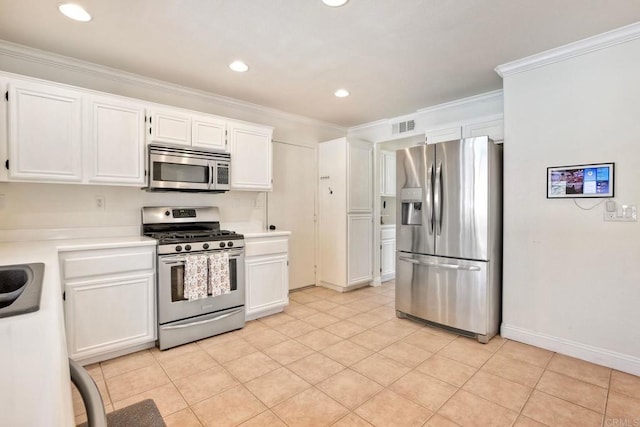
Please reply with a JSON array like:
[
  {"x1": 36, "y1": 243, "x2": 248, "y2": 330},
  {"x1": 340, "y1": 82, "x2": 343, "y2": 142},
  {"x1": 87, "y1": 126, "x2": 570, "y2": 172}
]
[
  {"x1": 203, "y1": 243, "x2": 210, "y2": 250},
  {"x1": 227, "y1": 241, "x2": 234, "y2": 248},
  {"x1": 165, "y1": 210, "x2": 171, "y2": 216},
  {"x1": 185, "y1": 245, "x2": 192, "y2": 251},
  {"x1": 219, "y1": 242, "x2": 226, "y2": 248},
  {"x1": 175, "y1": 245, "x2": 183, "y2": 252}
]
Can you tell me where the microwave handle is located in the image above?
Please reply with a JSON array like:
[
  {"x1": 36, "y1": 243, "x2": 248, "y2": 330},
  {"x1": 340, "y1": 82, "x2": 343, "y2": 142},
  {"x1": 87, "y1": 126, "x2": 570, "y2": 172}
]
[{"x1": 208, "y1": 164, "x2": 214, "y2": 187}]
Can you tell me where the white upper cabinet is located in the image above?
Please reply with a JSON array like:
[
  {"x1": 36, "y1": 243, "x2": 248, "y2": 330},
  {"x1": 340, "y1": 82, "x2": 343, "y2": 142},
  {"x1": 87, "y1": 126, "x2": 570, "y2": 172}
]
[
  {"x1": 425, "y1": 126, "x2": 462, "y2": 145},
  {"x1": 347, "y1": 140, "x2": 373, "y2": 212},
  {"x1": 7, "y1": 80, "x2": 83, "y2": 182},
  {"x1": 463, "y1": 118, "x2": 504, "y2": 143},
  {"x1": 148, "y1": 108, "x2": 229, "y2": 152},
  {"x1": 0, "y1": 78, "x2": 8, "y2": 182},
  {"x1": 380, "y1": 150, "x2": 396, "y2": 196},
  {"x1": 228, "y1": 120, "x2": 273, "y2": 191},
  {"x1": 192, "y1": 114, "x2": 227, "y2": 151},
  {"x1": 86, "y1": 95, "x2": 146, "y2": 185},
  {"x1": 1, "y1": 73, "x2": 274, "y2": 187},
  {"x1": 148, "y1": 108, "x2": 191, "y2": 146}
]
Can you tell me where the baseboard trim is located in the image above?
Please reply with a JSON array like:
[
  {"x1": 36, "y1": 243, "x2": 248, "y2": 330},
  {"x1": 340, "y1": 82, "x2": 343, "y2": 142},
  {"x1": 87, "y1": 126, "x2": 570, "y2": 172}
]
[
  {"x1": 501, "y1": 323, "x2": 640, "y2": 376},
  {"x1": 319, "y1": 281, "x2": 370, "y2": 293},
  {"x1": 74, "y1": 341, "x2": 156, "y2": 366}
]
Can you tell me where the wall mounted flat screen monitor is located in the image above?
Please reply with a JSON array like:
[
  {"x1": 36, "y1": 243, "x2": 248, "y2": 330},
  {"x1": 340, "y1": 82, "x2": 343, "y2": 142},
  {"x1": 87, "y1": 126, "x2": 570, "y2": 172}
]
[{"x1": 547, "y1": 163, "x2": 614, "y2": 198}]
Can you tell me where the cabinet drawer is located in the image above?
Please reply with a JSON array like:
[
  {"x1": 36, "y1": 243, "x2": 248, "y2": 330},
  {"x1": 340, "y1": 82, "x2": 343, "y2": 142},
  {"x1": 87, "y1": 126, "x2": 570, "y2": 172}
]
[
  {"x1": 62, "y1": 247, "x2": 155, "y2": 280},
  {"x1": 381, "y1": 227, "x2": 395, "y2": 241},
  {"x1": 245, "y1": 238, "x2": 288, "y2": 257}
]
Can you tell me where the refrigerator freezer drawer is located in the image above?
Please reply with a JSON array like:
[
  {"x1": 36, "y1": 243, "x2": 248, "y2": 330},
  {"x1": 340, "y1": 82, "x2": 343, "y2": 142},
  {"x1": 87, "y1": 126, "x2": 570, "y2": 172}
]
[{"x1": 395, "y1": 253, "x2": 493, "y2": 336}]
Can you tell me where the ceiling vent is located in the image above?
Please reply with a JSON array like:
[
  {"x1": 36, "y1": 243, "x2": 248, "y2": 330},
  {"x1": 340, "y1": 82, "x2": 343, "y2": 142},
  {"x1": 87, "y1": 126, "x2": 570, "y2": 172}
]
[{"x1": 391, "y1": 119, "x2": 415, "y2": 135}]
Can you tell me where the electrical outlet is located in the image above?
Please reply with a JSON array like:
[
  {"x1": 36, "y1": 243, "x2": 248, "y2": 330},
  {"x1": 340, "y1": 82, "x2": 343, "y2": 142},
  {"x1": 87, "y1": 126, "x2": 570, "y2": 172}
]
[{"x1": 95, "y1": 195, "x2": 105, "y2": 210}]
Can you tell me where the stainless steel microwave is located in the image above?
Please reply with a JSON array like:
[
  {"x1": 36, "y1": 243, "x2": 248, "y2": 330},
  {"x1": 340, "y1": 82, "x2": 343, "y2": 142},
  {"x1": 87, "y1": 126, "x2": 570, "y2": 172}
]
[{"x1": 147, "y1": 144, "x2": 231, "y2": 192}]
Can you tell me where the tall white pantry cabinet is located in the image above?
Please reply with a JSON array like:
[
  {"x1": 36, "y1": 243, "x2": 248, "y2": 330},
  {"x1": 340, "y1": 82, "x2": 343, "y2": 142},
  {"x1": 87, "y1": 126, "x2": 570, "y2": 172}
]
[{"x1": 318, "y1": 137, "x2": 373, "y2": 291}]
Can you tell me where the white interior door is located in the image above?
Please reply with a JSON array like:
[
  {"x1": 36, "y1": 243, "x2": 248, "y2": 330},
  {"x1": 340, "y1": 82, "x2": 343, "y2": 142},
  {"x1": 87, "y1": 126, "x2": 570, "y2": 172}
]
[{"x1": 267, "y1": 142, "x2": 316, "y2": 290}]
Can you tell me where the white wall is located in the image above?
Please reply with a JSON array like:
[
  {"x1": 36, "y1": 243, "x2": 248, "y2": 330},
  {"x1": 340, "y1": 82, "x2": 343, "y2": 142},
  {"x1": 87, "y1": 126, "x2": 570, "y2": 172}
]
[
  {"x1": 0, "y1": 182, "x2": 264, "y2": 230},
  {"x1": 501, "y1": 38, "x2": 640, "y2": 374},
  {"x1": 0, "y1": 41, "x2": 345, "y2": 232}
]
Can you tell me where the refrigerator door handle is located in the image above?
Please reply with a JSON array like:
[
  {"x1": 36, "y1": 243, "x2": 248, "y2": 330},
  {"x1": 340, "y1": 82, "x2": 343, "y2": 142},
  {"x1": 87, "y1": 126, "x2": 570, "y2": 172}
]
[
  {"x1": 398, "y1": 256, "x2": 481, "y2": 271},
  {"x1": 426, "y1": 164, "x2": 434, "y2": 235},
  {"x1": 434, "y1": 162, "x2": 443, "y2": 235}
]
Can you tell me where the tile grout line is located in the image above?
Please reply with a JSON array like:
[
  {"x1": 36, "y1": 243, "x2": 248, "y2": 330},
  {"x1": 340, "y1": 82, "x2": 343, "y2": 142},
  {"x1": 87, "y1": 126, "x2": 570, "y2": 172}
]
[
  {"x1": 288, "y1": 283, "x2": 408, "y2": 425},
  {"x1": 601, "y1": 369, "x2": 613, "y2": 427},
  {"x1": 87, "y1": 282, "x2": 631, "y2": 427},
  {"x1": 425, "y1": 337, "x2": 521, "y2": 425},
  {"x1": 517, "y1": 350, "x2": 556, "y2": 427}
]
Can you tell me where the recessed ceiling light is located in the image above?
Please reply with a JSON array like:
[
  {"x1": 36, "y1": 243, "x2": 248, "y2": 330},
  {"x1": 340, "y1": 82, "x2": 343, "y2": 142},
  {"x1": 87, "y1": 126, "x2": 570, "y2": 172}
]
[
  {"x1": 322, "y1": 0, "x2": 349, "y2": 6},
  {"x1": 58, "y1": 3, "x2": 92, "y2": 22},
  {"x1": 334, "y1": 89, "x2": 350, "y2": 98},
  {"x1": 229, "y1": 60, "x2": 249, "y2": 73}
]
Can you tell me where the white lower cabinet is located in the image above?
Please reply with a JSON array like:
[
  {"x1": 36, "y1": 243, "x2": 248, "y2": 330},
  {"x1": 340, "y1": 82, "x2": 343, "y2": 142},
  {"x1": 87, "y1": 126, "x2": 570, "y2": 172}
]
[
  {"x1": 60, "y1": 245, "x2": 156, "y2": 364},
  {"x1": 244, "y1": 234, "x2": 289, "y2": 320},
  {"x1": 348, "y1": 214, "x2": 373, "y2": 285},
  {"x1": 380, "y1": 225, "x2": 396, "y2": 281}
]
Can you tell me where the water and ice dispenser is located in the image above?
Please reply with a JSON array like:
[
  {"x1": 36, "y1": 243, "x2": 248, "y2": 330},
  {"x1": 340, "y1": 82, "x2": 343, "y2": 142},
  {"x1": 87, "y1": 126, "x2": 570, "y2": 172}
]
[{"x1": 401, "y1": 187, "x2": 423, "y2": 225}]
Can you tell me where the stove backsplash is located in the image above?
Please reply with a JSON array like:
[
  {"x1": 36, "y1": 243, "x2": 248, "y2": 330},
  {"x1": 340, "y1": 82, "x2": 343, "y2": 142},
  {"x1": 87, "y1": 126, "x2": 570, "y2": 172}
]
[{"x1": 0, "y1": 182, "x2": 266, "y2": 231}]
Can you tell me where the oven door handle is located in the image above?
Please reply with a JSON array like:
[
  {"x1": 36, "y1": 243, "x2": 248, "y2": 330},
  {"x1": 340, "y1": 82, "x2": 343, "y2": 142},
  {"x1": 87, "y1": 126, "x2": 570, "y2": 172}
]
[
  {"x1": 162, "y1": 308, "x2": 244, "y2": 330},
  {"x1": 160, "y1": 251, "x2": 244, "y2": 264}
]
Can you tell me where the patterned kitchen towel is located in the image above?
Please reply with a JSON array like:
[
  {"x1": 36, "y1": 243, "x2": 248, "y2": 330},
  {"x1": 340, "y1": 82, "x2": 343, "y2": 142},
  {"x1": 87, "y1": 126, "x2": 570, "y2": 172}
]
[
  {"x1": 208, "y1": 252, "x2": 231, "y2": 297},
  {"x1": 184, "y1": 254, "x2": 208, "y2": 301}
]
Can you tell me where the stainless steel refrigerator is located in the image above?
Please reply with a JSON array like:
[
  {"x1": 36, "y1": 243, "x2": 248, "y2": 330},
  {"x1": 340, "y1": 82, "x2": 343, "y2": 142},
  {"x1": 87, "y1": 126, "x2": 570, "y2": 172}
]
[{"x1": 395, "y1": 136, "x2": 502, "y2": 343}]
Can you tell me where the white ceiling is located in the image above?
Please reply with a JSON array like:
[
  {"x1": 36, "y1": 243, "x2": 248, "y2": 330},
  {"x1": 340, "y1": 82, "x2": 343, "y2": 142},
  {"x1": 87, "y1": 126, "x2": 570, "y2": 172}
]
[{"x1": 1, "y1": 1, "x2": 640, "y2": 127}]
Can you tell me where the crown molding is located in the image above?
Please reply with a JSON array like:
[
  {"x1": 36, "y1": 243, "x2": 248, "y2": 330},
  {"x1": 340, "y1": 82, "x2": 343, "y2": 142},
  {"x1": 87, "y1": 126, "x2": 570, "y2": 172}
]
[
  {"x1": 0, "y1": 39, "x2": 346, "y2": 133},
  {"x1": 416, "y1": 89, "x2": 503, "y2": 115},
  {"x1": 348, "y1": 89, "x2": 503, "y2": 134},
  {"x1": 496, "y1": 21, "x2": 640, "y2": 78},
  {"x1": 348, "y1": 118, "x2": 390, "y2": 133}
]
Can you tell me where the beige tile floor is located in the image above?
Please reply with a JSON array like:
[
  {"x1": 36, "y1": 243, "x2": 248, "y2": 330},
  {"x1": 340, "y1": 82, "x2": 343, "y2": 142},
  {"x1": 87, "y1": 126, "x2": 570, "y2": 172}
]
[{"x1": 72, "y1": 281, "x2": 640, "y2": 426}]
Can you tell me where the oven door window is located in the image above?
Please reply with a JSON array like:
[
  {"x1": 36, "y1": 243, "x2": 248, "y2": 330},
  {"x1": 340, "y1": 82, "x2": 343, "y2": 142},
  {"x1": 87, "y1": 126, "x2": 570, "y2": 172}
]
[
  {"x1": 170, "y1": 256, "x2": 238, "y2": 302},
  {"x1": 153, "y1": 162, "x2": 209, "y2": 184},
  {"x1": 170, "y1": 263, "x2": 186, "y2": 302},
  {"x1": 228, "y1": 258, "x2": 238, "y2": 292}
]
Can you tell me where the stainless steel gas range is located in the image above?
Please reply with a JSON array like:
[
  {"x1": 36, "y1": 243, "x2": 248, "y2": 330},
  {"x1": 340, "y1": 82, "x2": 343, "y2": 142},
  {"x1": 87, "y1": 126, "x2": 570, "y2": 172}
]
[{"x1": 142, "y1": 206, "x2": 245, "y2": 350}]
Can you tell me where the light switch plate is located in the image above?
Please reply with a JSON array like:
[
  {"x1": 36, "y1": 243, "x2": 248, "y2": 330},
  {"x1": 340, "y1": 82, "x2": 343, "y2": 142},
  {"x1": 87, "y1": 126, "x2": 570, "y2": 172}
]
[{"x1": 604, "y1": 203, "x2": 637, "y2": 222}]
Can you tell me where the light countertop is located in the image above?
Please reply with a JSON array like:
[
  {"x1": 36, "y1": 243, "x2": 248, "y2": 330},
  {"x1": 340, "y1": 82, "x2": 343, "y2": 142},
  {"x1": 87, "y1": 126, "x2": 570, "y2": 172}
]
[
  {"x1": 243, "y1": 230, "x2": 292, "y2": 238},
  {"x1": 222, "y1": 221, "x2": 291, "y2": 238},
  {"x1": 0, "y1": 235, "x2": 156, "y2": 427}
]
